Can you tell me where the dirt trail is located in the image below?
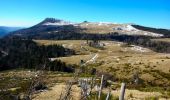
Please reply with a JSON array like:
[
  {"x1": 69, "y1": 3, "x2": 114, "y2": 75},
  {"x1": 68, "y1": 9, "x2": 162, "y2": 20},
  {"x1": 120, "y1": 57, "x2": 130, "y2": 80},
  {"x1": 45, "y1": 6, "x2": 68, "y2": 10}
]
[{"x1": 85, "y1": 53, "x2": 98, "y2": 64}]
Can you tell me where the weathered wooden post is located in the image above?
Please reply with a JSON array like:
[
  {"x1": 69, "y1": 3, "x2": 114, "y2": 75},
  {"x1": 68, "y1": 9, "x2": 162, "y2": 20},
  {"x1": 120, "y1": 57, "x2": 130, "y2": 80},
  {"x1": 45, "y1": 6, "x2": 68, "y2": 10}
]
[
  {"x1": 89, "y1": 77, "x2": 94, "y2": 97},
  {"x1": 105, "y1": 90, "x2": 110, "y2": 100},
  {"x1": 119, "y1": 83, "x2": 126, "y2": 100},
  {"x1": 98, "y1": 75, "x2": 104, "y2": 100}
]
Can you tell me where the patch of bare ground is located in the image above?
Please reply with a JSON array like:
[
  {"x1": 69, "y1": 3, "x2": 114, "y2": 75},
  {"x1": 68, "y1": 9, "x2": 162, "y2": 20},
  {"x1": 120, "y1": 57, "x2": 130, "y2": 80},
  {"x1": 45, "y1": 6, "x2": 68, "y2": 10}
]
[{"x1": 33, "y1": 84, "x2": 81, "y2": 100}]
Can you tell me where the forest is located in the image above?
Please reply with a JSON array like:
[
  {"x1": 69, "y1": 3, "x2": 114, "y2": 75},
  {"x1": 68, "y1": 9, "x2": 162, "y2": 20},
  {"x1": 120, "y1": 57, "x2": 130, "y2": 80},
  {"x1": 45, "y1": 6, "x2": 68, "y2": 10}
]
[{"x1": 0, "y1": 38, "x2": 75, "y2": 71}]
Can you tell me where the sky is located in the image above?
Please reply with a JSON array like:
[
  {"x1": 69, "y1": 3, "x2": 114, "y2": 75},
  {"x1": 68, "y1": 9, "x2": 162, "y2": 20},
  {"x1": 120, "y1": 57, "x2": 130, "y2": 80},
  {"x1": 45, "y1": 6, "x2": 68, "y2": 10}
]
[{"x1": 0, "y1": 0, "x2": 170, "y2": 29}]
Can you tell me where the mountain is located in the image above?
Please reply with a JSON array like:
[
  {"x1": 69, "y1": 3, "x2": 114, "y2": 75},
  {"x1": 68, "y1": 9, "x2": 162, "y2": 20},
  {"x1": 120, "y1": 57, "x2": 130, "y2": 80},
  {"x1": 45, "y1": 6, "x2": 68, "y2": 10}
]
[
  {"x1": 0, "y1": 26, "x2": 23, "y2": 37},
  {"x1": 6, "y1": 18, "x2": 81, "y2": 39},
  {"x1": 78, "y1": 22, "x2": 164, "y2": 37},
  {"x1": 36, "y1": 18, "x2": 75, "y2": 26},
  {"x1": 6, "y1": 18, "x2": 169, "y2": 39}
]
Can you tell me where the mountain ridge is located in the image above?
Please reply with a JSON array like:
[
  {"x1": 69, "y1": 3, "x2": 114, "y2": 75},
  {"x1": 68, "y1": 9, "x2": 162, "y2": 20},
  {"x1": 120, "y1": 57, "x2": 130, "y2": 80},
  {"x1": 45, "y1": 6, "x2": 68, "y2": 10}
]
[
  {"x1": 0, "y1": 26, "x2": 23, "y2": 37},
  {"x1": 6, "y1": 18, "x2": 170, "y2": 39}
]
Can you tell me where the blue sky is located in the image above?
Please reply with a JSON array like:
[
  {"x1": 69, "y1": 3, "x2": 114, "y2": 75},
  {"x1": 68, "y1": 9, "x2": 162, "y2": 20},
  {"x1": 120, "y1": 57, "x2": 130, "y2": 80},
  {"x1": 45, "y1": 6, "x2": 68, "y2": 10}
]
[{"x1": 0, "y1": 0, "x2": 170, "y2": 29}]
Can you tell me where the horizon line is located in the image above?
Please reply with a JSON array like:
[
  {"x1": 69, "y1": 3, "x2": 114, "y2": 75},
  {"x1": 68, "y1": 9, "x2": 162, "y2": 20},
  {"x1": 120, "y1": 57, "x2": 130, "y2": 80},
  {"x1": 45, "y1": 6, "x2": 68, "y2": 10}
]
[{"x1": 0, "y1": 17, "x2": 169, "y2": 30}]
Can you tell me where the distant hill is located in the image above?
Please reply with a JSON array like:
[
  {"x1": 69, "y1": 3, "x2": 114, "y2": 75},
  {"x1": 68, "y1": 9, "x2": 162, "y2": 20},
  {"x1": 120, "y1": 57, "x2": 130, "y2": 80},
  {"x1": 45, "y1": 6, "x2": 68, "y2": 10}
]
[
  {"x1": 0, "y1": 26, "x2": 23, "y2": 37},
  {"x1": 6, "y1": 18, "x2": 169, "y2": 39}
]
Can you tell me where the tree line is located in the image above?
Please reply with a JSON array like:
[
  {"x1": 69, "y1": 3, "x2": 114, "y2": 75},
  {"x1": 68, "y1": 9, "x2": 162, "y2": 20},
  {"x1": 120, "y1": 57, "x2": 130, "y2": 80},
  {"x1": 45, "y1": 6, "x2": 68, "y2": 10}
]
[
  {"x1": 7, "y1": 31, "x2": 170, "y2": 53},
  {"x1": 0, "y1": 38, "x2": 75, "y2": 71}
]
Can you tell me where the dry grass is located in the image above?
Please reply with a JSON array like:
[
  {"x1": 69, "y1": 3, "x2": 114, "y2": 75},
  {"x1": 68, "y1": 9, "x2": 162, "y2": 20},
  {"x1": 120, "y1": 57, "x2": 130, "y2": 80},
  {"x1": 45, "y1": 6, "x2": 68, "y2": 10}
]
[
  {"x1": 56, "y1": 54, "x2": 94, "y2": 65},
  {"x1": 1, "y1": 38, "x2": 170, "y2": 99},
  {"x1": 102, "y1": 88, "x2": 163, "y2": 100},
  {"x1": 33, "y1": 84, "x2": 81, "y2": 100},
  {"x1": 152, "y1": 38, "x2": 170, "y2": 43},
  {"x1": 0, "y1": 69, "x2": 169, "y2": 99},
  {"x1": 79, "y1": 23, "x2": 120, "y2": 34},
  {"x1": 34, "y1": 40, "x2": 99, "y2": 55},
  {"x1": 33, "y1": 83, "x2": 167, "y2": 100},
  {"x1": 35, "y1": 40, "x2": 170, "y2": 86}
]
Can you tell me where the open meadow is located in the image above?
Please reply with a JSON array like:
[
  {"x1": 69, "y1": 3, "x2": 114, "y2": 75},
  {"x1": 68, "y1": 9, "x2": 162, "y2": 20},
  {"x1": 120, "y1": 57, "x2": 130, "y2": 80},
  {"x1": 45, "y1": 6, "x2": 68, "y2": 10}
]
[{"x1": 31, "y1": 40, "x2": 170, "y2": 99}]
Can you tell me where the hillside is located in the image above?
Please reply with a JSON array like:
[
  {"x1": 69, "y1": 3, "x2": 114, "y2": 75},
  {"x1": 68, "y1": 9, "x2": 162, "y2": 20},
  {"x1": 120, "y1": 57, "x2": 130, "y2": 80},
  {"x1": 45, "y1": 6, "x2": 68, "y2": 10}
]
[
  {"x1": 34, "y1": 40, "x2": 170, "y2": 99},
  {"x1": 1, "y1": 39, "x2": 170, "y2": 99},
  {"x1": 7, "y1": 18, "x2": 166, "y2": 39}
]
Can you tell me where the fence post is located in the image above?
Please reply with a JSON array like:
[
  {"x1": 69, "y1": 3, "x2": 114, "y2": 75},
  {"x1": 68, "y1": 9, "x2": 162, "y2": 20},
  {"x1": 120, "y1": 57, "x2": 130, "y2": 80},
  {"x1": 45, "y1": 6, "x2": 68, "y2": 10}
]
[
  {"x1": 119, "y1": 83, "x2": 126, "y2": 100},
  {"x1": 105, "y1": 90, "x2": 110, "y2": 100},
  {"x1": 98, "y1": 75, "x2": 104, "y2": 100}
]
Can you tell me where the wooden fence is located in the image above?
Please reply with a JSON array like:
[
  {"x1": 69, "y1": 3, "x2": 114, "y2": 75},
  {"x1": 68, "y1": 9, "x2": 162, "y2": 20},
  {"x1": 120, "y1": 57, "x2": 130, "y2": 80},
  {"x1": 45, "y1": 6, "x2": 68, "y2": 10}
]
[{"x1": 59, "y1": 74, "x2": 126, "y2": 100}]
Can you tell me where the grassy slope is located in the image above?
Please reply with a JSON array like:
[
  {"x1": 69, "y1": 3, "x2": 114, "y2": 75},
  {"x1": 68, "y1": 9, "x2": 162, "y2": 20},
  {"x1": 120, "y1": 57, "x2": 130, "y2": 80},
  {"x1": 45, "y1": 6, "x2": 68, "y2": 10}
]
[
  {"x1": 35, "y1": 40, "x2": 170, "y2": 85},
  {"x1": 0, "y1": 69, "x2": 167, "y2": 100},
  {"x1": 1, "y1": 40, "x2": 169, "y2": 99}
]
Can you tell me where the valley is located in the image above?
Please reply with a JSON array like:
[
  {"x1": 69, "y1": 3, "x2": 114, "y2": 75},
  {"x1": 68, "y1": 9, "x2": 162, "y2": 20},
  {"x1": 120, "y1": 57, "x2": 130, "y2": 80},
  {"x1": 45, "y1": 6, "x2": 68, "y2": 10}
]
[{"x1": 0, "y1": 18, "x2": 170, "y2": 100}]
